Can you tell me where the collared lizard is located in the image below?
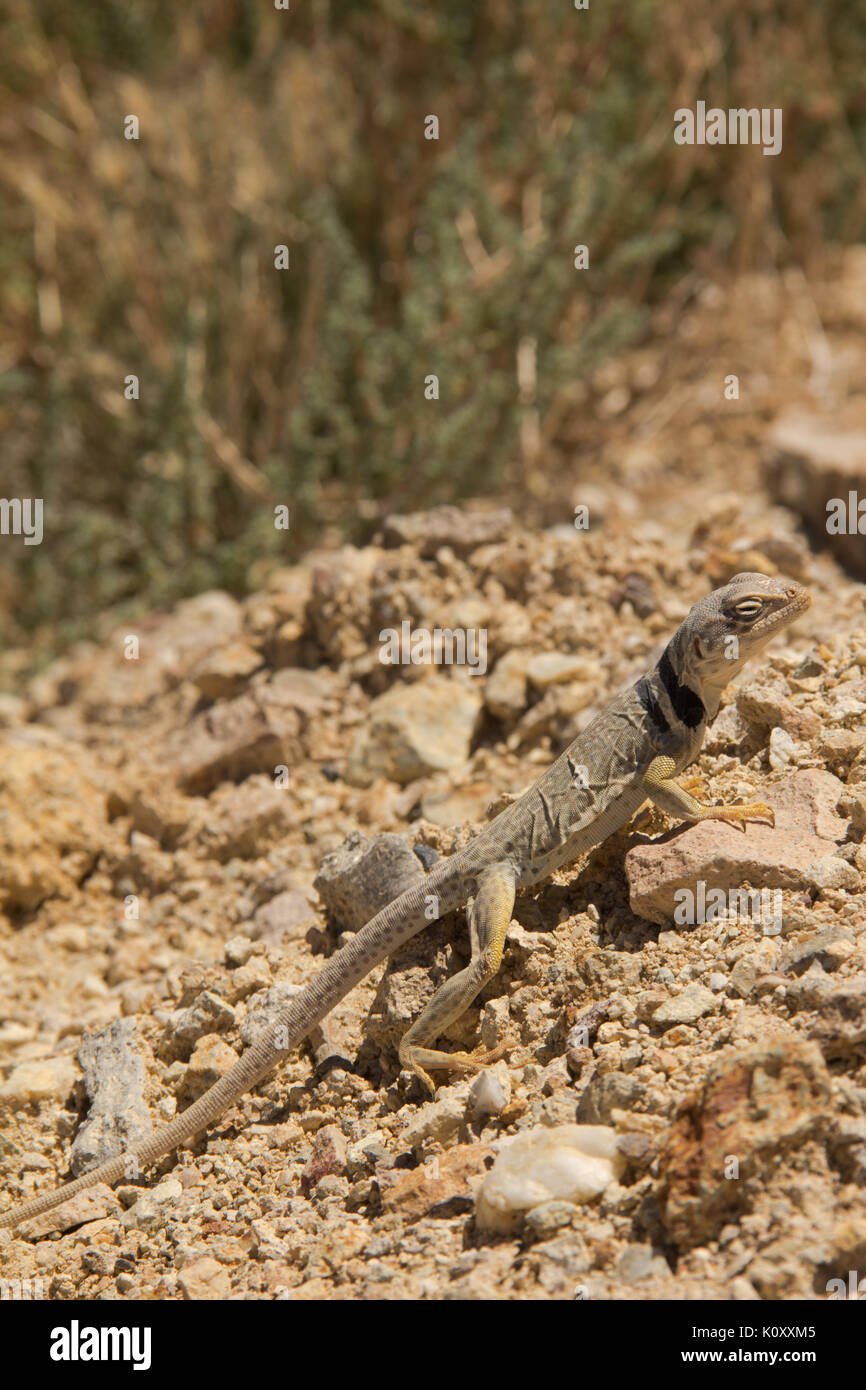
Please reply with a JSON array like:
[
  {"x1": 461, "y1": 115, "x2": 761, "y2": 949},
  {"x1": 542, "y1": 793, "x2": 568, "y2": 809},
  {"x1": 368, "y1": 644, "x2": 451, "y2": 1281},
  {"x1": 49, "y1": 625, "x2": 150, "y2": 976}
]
[{"x1": 0, "y1": 571, "x2": 811, "y2": 1229}]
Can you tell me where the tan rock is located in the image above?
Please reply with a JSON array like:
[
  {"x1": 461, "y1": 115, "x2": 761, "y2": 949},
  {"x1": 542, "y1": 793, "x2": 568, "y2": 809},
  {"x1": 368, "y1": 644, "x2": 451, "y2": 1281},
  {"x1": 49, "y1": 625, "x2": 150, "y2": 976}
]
[
  {"x1": 0, "y1": 1056, "x2": 79, "y2": 1105},
  {"x1": 402, "y1": 1092, "x2": 467, "y2": 1150},
  {"x1": 251, "y1": 889, "x2": 317, "y2": 945},
  {"x1": 15, "y1": 1183, "x2": 122, "y2": 1239},
  {"x1": 507, "y1": 680, "x2": 596, "y2": 747},
  {"x1": 0, "y1": 742, "x2": 111, "y2": 914},
  {"x1": 652, "y1": 984, "x2": 717, "y2": 1028},
  {"x1": 382, "y1": 505, "x2": 513, "y2": 556},
  {"x1": 0, "y1": 694, "x2": 30, "y2": 726},
  {"x1": 526, "y1": 652, "x2": 600, "y2": 689},
  {"x1": 39, "y1": 591, "x2": 244, "y2": 716},
  {"x1": 805, "y1": 854, "x2": 860, "y2": 892},
  {"x1": 346, "y1": 676, "x2": 482, "y2": 786},
  {"x1": 258, "y1": 667, "x2": 344, "y2": 721},
  {"x1": 128, "y1": 781, "x2": 197, "y2": 846},
  {"x1": 179, "y1": 1034, "x2": 239, "y2": 1101},
  {"x1": 178, "y1": 1255, "x2": 232, "y2": 1300},
  {"x1": 190, "y1": 640, "x2": 263, "y2": 700},
  {"x1": 420, "y1": 781, "x2": 498, "y2": 828},
  {"x1": 195, "y1": 776, "x2": 296, "y2": 861},
  {"x1": 484, "y1": 650, "x2": 531, "y2": 720},
  {"x1": 736, "y1": 681, "x2": 821, "y2": 741},
  {"x1": 807, "y1": 978, "x2": 866, "y2": 1060}
]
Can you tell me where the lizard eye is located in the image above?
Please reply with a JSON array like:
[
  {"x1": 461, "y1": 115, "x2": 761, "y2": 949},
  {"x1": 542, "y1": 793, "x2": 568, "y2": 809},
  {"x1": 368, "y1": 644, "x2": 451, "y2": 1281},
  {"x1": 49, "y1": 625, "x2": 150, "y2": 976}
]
[{"x1": 735, "y1": 599, "x2": 763, "y2": 619}]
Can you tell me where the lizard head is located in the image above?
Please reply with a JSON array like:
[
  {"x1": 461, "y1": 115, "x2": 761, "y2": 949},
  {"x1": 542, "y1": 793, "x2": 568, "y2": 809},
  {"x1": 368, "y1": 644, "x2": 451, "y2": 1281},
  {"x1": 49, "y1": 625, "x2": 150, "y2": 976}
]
[{"x1": 674, "y1": 572, "x2": 811, "y2": 711}]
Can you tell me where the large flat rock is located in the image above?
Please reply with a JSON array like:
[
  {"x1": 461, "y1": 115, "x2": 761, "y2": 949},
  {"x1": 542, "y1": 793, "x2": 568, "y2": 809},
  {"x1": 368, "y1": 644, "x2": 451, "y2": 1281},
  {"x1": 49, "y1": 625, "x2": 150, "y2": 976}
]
[{"x1": 626, "y1": 769, "x2": 851, "y2": 927}]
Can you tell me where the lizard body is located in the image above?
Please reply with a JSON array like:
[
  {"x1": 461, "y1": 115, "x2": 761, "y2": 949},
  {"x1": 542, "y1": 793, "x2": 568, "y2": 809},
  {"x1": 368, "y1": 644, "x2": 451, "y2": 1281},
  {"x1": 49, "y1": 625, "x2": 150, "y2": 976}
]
[{"x1": 0, "y1": 572, "x2": 810, "y2": 1229}]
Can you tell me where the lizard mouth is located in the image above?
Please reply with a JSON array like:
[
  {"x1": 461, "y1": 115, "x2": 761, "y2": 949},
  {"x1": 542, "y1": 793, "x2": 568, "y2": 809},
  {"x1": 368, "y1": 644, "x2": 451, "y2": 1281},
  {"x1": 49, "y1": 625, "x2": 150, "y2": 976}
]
[{"x1": 753, "y1": 584, "x2": 811, "y2": 634}]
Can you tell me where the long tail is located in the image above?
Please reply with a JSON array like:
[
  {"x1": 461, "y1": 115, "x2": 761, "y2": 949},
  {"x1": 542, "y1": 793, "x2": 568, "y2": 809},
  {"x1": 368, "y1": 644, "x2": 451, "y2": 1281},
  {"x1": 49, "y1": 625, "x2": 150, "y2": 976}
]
[{"x1": 0, "y1": 869, "x2": 458, "y2": 1230}]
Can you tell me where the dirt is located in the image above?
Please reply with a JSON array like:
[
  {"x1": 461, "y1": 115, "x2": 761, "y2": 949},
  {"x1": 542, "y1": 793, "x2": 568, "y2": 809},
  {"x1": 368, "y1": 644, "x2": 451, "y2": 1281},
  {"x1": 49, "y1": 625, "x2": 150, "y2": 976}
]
[{"x1": 1, "y1": 255, "x2": 865, "y2": 1300}]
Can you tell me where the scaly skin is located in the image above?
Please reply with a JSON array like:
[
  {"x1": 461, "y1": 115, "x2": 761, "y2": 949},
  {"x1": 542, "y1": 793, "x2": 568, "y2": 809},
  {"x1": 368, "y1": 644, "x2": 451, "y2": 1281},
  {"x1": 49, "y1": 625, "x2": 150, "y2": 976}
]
[{"x1": 0, "y1": 572, "x2": 810, "y2": 1230}]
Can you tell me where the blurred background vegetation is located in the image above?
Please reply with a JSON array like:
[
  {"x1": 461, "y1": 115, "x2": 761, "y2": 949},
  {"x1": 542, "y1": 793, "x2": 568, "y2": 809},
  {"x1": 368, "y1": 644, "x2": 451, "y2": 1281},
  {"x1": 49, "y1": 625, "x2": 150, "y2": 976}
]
[{"x1": 0, "y1": 0, "x2": 864, "y2": 669}]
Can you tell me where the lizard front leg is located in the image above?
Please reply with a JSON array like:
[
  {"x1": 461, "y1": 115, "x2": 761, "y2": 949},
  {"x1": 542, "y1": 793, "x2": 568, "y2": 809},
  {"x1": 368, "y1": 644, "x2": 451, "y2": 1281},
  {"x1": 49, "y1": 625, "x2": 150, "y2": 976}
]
[
  {"x1": 398, "y1": 861, "x2": 516, "y2": 1094},
  {"x1": 642, "y1": 754, "x2": 775, "y2": 831}
]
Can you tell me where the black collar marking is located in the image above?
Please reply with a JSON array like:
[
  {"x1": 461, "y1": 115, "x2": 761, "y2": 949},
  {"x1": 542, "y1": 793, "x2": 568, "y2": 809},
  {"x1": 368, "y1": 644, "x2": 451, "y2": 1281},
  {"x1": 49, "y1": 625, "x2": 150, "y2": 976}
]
[
  {"x1": 658, "y1": 646, "x2": 706, "y2": 729},
  {"x1": 635, "y1": 676, "x2": 670, "y2": 738}
]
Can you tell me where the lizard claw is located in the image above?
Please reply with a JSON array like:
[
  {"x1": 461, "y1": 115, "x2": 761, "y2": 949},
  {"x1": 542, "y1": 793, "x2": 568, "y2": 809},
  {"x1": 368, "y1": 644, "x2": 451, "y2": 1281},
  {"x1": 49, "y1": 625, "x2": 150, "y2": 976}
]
[
  {"x1": 707, "y1": 802, "x2": 775, "y2": 831},
  {"x1": 735, "y1": 802, "x2": 775, "y2": 829}
]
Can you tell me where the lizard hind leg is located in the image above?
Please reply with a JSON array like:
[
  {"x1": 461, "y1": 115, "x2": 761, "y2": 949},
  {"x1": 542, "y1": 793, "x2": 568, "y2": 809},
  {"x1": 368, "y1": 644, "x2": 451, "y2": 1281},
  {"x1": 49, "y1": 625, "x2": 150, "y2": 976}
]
[{"x1": 398, "y1": 861, "x2": 516, "y2": 1094}]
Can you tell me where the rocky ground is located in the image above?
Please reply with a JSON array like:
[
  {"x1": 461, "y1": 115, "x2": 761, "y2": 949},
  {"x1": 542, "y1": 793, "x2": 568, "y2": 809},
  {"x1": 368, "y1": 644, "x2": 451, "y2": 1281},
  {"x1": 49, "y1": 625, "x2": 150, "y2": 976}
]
[{"x1": 1, "y1": 258, "x2": 865, "y2": 1301}]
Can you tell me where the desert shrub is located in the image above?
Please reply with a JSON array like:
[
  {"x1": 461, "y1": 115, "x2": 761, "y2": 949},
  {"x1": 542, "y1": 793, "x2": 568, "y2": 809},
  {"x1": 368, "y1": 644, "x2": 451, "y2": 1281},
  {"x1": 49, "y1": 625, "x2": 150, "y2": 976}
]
[{"x1": 0, "y1": 0, "x2": 863, "y2": 666}]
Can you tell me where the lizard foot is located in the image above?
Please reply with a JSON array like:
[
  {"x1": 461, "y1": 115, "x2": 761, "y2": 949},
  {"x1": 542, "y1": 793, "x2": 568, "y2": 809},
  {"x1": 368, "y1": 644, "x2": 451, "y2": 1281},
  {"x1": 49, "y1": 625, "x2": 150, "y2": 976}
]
[
  {"x1": 702, "y1": 802, "x2": 775, "y2": 831},
  {"x1": 402, "y1": 1042, "x2": 508, "y2": 1091},
  {"x1": 431, "y1": 1042, "x2": 509, "y2": 1075}
]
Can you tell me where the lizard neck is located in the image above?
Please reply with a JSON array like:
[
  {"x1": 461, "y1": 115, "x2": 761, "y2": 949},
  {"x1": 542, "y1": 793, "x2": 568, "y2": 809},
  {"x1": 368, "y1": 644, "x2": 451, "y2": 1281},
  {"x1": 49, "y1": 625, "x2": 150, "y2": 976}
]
[
  {"x1": 638, "y1": 635, "x2": 713, "y2": 743},
  {"x1": 656, "y1": 640, "x2": 710, "y2": 725}
]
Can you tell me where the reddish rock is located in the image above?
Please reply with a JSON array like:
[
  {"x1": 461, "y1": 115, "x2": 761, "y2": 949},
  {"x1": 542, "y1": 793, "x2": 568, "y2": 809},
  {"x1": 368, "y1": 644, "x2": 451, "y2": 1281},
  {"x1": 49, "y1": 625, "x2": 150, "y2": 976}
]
[
  {"x1": 379, "y1": 1143, "x2": 492, "y2": 1222},
  {"x1": 300, "y1": 1124, "x2": 347, "y2": 1196},
  {"x1": 659, "y1": 1038, "x2": 831, "y2": 1248},
  {"x1": 626, "y1": 769, "x2": 849, "y2": 926},
  {"x1": 163, "y1": 694, "x2": 292, "y2": 794}
]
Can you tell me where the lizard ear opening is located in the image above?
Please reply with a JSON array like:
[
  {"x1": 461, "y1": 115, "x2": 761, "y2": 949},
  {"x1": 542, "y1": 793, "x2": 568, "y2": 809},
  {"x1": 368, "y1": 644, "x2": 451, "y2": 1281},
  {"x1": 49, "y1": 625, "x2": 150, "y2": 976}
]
[{"x1": 693, "y1": 635, "x2": 706, "y2": 660}]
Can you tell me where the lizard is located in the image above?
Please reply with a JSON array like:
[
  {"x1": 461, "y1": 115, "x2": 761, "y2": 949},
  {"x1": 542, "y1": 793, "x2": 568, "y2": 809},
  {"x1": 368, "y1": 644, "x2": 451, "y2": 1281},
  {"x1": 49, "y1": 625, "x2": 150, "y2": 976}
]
[{"x1": 0, "y1": 571, "x2": 810, "y2": 1230}]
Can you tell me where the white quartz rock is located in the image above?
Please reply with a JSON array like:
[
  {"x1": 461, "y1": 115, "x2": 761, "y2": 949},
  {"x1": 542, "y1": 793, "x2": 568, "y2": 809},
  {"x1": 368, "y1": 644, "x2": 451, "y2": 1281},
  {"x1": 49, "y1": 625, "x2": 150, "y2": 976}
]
[{"x1": 475, "y1": 1123, "x2": 624, "y2": 1233}]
